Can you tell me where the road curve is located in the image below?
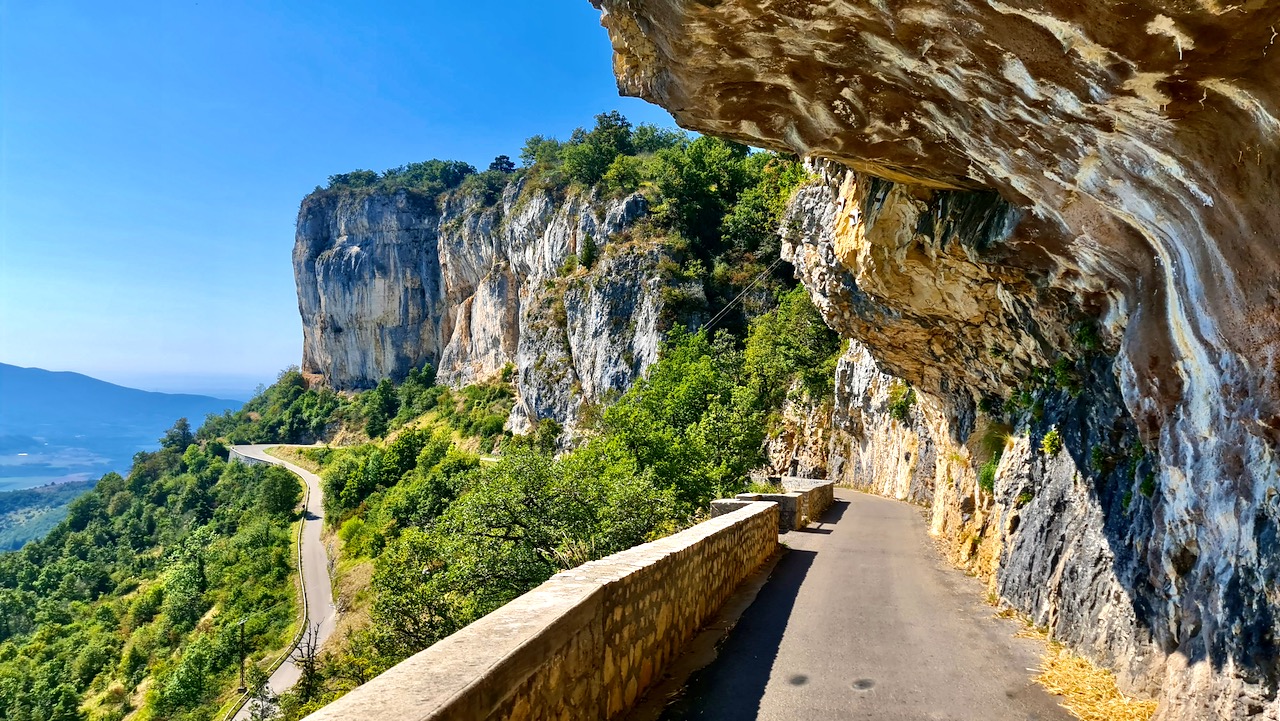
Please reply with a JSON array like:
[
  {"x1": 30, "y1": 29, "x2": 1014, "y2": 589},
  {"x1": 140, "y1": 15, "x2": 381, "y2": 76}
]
[
  {"x1": 658, "y1": 489, "x2": 1073, "y2": 720},
  {"x1": 230, "y1": 445, "x2": 337, "y2": 718}
]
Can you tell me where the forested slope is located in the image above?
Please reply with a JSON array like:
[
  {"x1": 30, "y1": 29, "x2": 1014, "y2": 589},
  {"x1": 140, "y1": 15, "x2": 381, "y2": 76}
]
[{"x1": 0, "y1": 111, "x2": 839, "y2": 721}]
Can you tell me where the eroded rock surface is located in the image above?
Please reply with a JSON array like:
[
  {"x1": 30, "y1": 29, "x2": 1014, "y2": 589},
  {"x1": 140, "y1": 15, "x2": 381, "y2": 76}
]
[
  {"x1": 594, "y1": 1, "x2": 1280, "y2": 717},
  {"x1": 294, "y1": 177, "x2": 667, "y2": 435}
]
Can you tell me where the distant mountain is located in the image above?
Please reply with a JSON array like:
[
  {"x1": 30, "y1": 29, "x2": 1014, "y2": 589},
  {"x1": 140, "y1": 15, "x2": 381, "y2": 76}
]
[{"x1": 0, "y1": 363, "x2": 242, "y2": 493}]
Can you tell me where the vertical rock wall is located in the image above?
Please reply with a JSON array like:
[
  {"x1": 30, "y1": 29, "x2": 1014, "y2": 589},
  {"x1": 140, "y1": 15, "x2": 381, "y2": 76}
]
[
  {"x1": 592, "y1": 1, "x2": 1280, "y2": 716},
  {"x1": 294, "y1": 177, "x2": 670, "y2": 436}
]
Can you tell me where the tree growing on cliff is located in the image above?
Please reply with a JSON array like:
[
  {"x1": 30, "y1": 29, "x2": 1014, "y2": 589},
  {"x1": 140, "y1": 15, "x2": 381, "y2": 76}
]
[
  {"x1": 488, "y1": 155, "x2": 516, "y2": 173},
  {"x1": 326, "y1": 169, "x2": 379, "y2": 189},
  {"x1": 561, "y1": 111, "x2": 635, "y2": 187},
  {"x1": 519, "y1": 135, "x2": 562, "y2": 167},
  {"x1": 579, "y1": 233, "x2": 599, "y2": 269}
]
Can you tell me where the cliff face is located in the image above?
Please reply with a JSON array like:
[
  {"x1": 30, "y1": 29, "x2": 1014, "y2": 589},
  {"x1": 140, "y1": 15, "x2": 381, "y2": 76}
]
[
  {"x1": 294, "y1": 177, "x2": 667, "y2": 435},
  {"x1": 594, "y1": 1, "x2": 1280, "y2": 718}
]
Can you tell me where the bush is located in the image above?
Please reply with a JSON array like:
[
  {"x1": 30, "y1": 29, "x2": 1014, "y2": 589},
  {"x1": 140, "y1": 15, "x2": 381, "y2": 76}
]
[
  {"x1": 600, "y1": 155, "x2": 645, "y2": 197},
  {"x1": 458, "y1": 169, "x2": 509, "y2": 206},
  {"x1": 1041, "y1": 428, "x2": 1063, "y2": 456},
  {"x1": 561, "y1": 111, "x2": 635, "y2": 187},
  {"x1": 579, "y1": 234, "x2": 599, "y2": 269},
  {"x1": 887, "y1": 381, "x2": 916, "y2": 424},
  {"x1": 978, "y1": 459, "x2": 998, "y2": 493},
  {"x1": 327, "y1": 160, "x2": 477, "y2": 198}
]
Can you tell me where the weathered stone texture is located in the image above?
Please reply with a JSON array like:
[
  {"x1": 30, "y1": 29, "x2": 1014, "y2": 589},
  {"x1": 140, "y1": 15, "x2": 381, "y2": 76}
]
[
  {"x1": 294, "y1": 178, "x2": 668, "y2": 437},
  {"x1": 592, "y1": 1, "x2": 1280, "y2": 716},
  {"x1": 300, "y1": 502, "x2": 778, "y2": 721}
]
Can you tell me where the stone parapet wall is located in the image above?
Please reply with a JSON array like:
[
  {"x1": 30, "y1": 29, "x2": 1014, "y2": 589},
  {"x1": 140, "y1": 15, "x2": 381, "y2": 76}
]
[
  {"x1": 301, "y1": 502, "x2": 779, "y2": 721},
  {"x1": 785, "y1": 479, "x2": 833, "y2": 520},
  {"x1": 735, "y1": 479, "x2": 836, "y2": 531}
]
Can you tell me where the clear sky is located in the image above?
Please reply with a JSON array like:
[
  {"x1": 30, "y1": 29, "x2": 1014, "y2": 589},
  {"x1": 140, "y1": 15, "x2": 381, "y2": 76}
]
[{"x1": 0, "y1": 0, "x2": 676, "y2": 400}]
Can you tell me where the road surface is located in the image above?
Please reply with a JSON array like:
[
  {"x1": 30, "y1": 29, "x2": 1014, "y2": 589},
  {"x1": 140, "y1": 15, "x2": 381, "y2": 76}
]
[
  {"x1": 657, "y1": 489, "x2": 1072, "y2": 720},
  {"x1": 230, "y1": 445, "x2": 337, "y2": 719}
]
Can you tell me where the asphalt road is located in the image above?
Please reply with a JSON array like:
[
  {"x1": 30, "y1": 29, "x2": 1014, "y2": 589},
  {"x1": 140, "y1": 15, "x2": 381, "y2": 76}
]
[
  {"x1": 659, "y1": 489, "x2": 1072, "y2": 721},
  {"x1": 230, "y1": 445, "x2": 337, "y2": 718}
]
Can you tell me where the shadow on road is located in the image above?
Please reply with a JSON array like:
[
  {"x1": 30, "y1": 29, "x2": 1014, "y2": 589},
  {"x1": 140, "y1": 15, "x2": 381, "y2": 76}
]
[
  {"x1": 788, "y1": 497, "x2": 849, "y2": 535},
  {"x1": 657, "y1": 500, "x2": 850, "y2": 719}
]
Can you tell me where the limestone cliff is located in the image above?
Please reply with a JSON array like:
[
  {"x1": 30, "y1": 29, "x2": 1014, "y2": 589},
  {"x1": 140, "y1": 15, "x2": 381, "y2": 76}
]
[
  {"x1": 294, "y1": 176, "x2": 672, "y2": 436},
  {"x1": 594, "y1": 1, "x2": 1280, "y2": 718}
]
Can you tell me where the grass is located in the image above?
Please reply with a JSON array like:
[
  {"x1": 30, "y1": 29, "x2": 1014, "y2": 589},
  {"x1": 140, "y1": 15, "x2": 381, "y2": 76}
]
[
  {"x1": 999, "y1": 611, "x2": 1157, "y2": 721},
  {"x1": 1035, "y1": 642, "x2": 1158, "y2": 721},
  {"x1": 1041, "y1": 428, "x2": 1063, "y2": 456},
  {"x1": 978, "y1": 460, "x2": 998, "y2": 493},
  {"x1": 264, "y1": 445, "x2": 324, "y2": 473}
]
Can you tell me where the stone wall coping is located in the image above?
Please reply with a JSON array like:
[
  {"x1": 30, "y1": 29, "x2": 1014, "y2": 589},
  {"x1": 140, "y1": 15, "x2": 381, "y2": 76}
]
[{"x1": 302, "y1": 502, "x2": 779, "y2": 721}]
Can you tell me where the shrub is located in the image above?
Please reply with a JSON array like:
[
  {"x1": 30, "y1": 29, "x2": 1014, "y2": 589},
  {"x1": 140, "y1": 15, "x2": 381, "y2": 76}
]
[
  {"x1": 1140, "y1": 472, "x2": 1157, "y2": 498},
  {"x1": 579, "y1": 234, "x2": 599, "y2": 269},
  {"x1": 978, "y1": 459, "x2": 998, "y2": 493},
  {"x1": 458, "y1": 169, "x2": 509, "y2": 206},
  {"x1": 1041, "y1": 428, "x2": 1063, "y2": 456},
  {"x1": 887, "y1": 381, "x2": 916, "y2": 424},
  {"x1": 600, "y1": 155, "x2": 645, "y2": 197}
]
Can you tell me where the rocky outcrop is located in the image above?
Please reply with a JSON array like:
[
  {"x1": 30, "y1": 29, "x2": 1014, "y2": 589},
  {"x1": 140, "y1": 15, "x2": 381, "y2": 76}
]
[
  {"x1": 294, "y1": 177, "x2": 671, "y2": 435},
  {"x1": 594, "y1": 1, "x2": 1280, "y2": 718}
]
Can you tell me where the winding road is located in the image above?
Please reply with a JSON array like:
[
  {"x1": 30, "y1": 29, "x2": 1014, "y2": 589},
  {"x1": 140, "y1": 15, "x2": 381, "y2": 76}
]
[
  {"x1": 230, "y1": 445, "x2": 337, "y2": 719},
  {"x1": 657, "y1": 489, "x2": 1073, "y2": 720}
]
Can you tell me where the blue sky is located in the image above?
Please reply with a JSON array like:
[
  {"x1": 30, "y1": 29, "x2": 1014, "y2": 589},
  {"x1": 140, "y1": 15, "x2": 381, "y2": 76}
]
[{"x1": 0, "y1": 1, "x2": 676, "y2": 399}]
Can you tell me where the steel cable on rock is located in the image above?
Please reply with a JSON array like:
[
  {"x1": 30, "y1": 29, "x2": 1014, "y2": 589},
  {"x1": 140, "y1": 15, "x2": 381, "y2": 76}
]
[{"x1": 702, "y1": 256, "x2": 785, "y2": 332}]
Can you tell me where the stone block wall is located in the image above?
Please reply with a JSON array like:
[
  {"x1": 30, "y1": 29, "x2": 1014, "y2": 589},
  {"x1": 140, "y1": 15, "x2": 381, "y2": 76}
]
[
  {"x1": 736, "y1": 492, "x2": 802, "y2": 530},
  {"x1": 301, "y1": 502, "x2": 779, "y2": 721},
  {"x1": 735, "y1": 480, "x2": 835, "y2": 531},
  {"x1": 780, "y1": 478, "x2": 835, "y2": 523},
  {"x1": 710, "y1": 499, "x2": 753, "y2": 517}
]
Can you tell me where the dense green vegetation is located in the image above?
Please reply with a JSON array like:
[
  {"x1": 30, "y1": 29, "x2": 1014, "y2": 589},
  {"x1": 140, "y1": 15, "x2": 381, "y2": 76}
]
[
  {"x1": 321, "y1": 111, "x2": 812, "y2": 337},
  {"x1": 518, "y1": 111, "x2": 810, "y2": 335},
  {"x1": 0, "y1": 112, "x2": 840, "y2": 721},
  {"x1": 265, "y1": 286, "x2": 840, "y2": 719},
  {"x1": 0, "y1": 424, "x2": 301, "y2": 721},
  {"x1": 0, "y1": 481, "x2": 96, "y2": 551},
  {"x1": 196, "y1": 365, "x2": 514, "y2": 453}
]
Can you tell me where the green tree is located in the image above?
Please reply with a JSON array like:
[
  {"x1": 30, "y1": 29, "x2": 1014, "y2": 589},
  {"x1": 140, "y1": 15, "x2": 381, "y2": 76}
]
[
  {"x1": 632, "y1": 123, "x2": 688, "y2": 154},
  {"x1": 579, "y1": 233, "x2": 599, "y2": 269},
  {"x1": 488, "y1": 155, "x2": 516, "y2": 173},
  {"x1": 590, "y1": 328, "x2": 764, "y2": 511},
  {"x1": 519, "y1": 135, "x2": 563, "y2": 167},
  {"x1": 560, "y1": 111, "x2": 635, "y2": 187},
  {"x1": 650, "y1": 136, "x2": 753, "y2": 251},
  {"x1": 743, "y1": 286, "x2": 842, "y2": 406},
  {"x1": 369, "y1": 528, "x2": 466, "y2": 659},
  {"x1": 364, "y1": 379, "x2": 399, "y2": 438},
  {"x1": 161, "y1": 417, "x2": 195, "y2": 451},
  {"x1": 326, "y1": 169, "x2": 379, "y2": 189},
  {"x1": 380, "y1": 159, "x2": 475, "y2": 195},
  {"x1": 259, "y1": 466, "x2": 302, "y2": 518},
  {"x1": 600, "y1": 154, "x2": 646, "y2": 197}
]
